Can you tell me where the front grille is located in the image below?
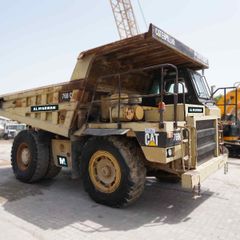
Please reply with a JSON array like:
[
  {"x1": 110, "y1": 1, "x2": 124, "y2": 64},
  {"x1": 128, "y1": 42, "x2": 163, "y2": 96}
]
[{"x1": 196, "y1": 120, "x2": 216, "y2": 163}]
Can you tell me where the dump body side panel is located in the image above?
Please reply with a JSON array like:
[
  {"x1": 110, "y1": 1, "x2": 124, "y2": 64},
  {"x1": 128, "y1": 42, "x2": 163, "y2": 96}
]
[{"x1": 0, "y1": 80, "x2": 89, "y2": 137}]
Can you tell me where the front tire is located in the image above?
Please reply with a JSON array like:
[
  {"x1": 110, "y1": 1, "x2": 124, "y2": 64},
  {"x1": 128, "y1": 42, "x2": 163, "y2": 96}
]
[
  {"x1": 81, "y1": 137, "x2": 146, "y2": 207},
  {"x1": 11, "y1": 130, "x2": 50, "y2": 183},
  {"x1": 3, "y1": 134, "x2": 9, "y2": 140}
]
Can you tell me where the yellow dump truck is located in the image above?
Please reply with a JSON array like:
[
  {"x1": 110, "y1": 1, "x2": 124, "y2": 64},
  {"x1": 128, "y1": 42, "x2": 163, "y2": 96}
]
[{"x1": 0, "y1": 24, "x2": 228, "y2": 207}]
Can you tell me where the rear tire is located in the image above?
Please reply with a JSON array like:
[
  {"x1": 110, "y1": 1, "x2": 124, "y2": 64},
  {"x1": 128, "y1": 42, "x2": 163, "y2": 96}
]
[
  {"x1": 81, "y1": 137, "x2": 146, "y2": 208},
  {"x1": 44, "y1": 159, "x2": 61, "y2": 179},
  {"x1": 37, "y1": 130, "x2": 62, "y2": 179},
  {"x1": 11, "y1": 130, "x2": 49, "y2": 183}
]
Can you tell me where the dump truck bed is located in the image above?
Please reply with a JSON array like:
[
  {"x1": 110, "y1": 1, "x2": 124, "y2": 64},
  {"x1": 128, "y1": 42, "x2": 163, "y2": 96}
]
[
  {"x1": 0, "y1": 24, "x2": 209, "y2": 137},
  {"x1": 0, "y1": 80, "x2": 87, "y2": 137}
]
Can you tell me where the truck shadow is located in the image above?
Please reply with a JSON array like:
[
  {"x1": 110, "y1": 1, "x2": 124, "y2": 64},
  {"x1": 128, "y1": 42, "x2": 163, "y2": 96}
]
[
  {"x1": 0, "y1": 166, "x2": 215, "y2": 232},
  {"x1": 228, "y1": 158, "x2": 240, "y2": 168}
]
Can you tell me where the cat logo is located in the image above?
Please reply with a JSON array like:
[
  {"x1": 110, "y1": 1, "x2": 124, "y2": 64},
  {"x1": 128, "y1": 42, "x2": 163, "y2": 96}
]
[{"x1": 145, "y1": 128, "x2": 159, "y2": 147}]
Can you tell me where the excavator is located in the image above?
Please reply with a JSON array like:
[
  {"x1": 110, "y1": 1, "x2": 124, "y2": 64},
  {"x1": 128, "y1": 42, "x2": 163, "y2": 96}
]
[{"x1": 214, "y1": 84, "x2": 240, "y2": 156}]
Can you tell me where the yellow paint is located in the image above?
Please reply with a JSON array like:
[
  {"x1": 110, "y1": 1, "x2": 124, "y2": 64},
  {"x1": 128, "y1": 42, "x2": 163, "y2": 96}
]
[
  {"x1": 148, "y1": 140, "x2": 157, "y2": 147},
  {"x1": 224, "y1": 136, "x2": 239, "y2": 141},
  {"x1": 89, "y1": 150, "x2": 121, "y2": 193},
  {"x1": 216, "y1": 88, "x2": 240, "y2": 117}
]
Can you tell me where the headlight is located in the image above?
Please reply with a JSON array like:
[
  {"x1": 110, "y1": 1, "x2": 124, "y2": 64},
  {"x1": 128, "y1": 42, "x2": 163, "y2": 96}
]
[{"x1": 166, "y1": 148, "x2": 174, "y2": 158}]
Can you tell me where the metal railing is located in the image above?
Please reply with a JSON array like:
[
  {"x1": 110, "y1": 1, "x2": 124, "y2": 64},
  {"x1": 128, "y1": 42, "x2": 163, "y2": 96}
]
[
  {"x1": 212, "y1": 87, "x2": 238, "y2": 122},
  {"x1": 86, "y1": 64, "x2": 180, "y2": 129}
]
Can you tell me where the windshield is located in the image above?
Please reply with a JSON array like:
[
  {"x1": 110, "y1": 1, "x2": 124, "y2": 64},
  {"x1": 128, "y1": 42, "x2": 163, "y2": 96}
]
[
  {"x1": 191, "y1": 71, "x2": 210, "y2": 99},
  {"x1": 7, "y1": 125, "x2": 25, "y2": 130}
]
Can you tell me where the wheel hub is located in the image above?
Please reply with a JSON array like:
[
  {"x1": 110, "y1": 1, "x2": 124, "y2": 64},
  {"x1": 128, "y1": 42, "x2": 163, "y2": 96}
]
[
  {"x1": 101, "y1": 166, "x2": 111, "y2": 177},
  {"x1": 89, "y1": 151, "x2": 121, "y2": 193},
  {"x1": 16, "y1": 143, "x2": 31, "y2": 171},
  {"x1": 21, "y1": 148, "x2": 30, "y2": 165}
]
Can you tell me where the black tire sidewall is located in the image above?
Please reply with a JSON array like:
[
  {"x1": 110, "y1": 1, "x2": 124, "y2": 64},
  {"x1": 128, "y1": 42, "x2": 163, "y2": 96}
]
[
  {"x1": 11, "y1": 131, "x2": 38, "y2": 182},
  {"x1": 82, "y1": 138, "x2": 132, "y2": 207},
  {"x1": 3, "y1": 134, "x2": 8, "y2": 140}
]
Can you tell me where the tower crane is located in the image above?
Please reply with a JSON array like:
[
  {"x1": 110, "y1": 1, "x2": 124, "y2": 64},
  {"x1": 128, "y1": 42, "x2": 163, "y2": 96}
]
[{"x1": 109, "y1": 0, "x2": 139, "y2": 39}]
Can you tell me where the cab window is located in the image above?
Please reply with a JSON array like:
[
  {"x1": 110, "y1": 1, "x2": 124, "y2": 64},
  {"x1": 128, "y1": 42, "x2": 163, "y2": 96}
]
[{"x1": 165, "y1": 79, "x2": 188, "y2": 94}]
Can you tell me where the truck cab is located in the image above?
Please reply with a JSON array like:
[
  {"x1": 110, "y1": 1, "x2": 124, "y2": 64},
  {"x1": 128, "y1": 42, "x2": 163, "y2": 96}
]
[{"x1": 3, "y1": 123, "x2": 26, "y2": 140}]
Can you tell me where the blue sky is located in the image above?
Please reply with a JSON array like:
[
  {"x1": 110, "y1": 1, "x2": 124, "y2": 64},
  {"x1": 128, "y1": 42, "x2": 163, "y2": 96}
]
[{"x1": 0, "y1": 0, "x2": 240, "y2": 94}]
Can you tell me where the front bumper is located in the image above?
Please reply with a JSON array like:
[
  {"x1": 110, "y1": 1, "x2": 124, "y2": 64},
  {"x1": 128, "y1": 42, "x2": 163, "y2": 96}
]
[{"x1": 181, "y1": 153, "x2": 228, "y2": 189}]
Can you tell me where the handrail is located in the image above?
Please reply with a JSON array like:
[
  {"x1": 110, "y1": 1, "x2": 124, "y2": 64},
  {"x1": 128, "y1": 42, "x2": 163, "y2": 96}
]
[
  {"x1": 86, "y1": 63, "x2": 179, "y2": 129},
  {"x1": 178, "y1": 82, "x2": 186, "y2": 121},
  {"x1": 212, "y1": 87, "x2": 238, "y2": 123}
]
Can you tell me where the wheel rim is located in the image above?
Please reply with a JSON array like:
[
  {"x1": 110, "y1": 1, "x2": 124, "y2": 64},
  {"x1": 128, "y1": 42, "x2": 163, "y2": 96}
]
[
  {"x1": 89, "y1": 150, "x2": 121, "y2": 193},
  {"x1": 16, "y1": 143, "x2": 31, "y2": 171}
]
